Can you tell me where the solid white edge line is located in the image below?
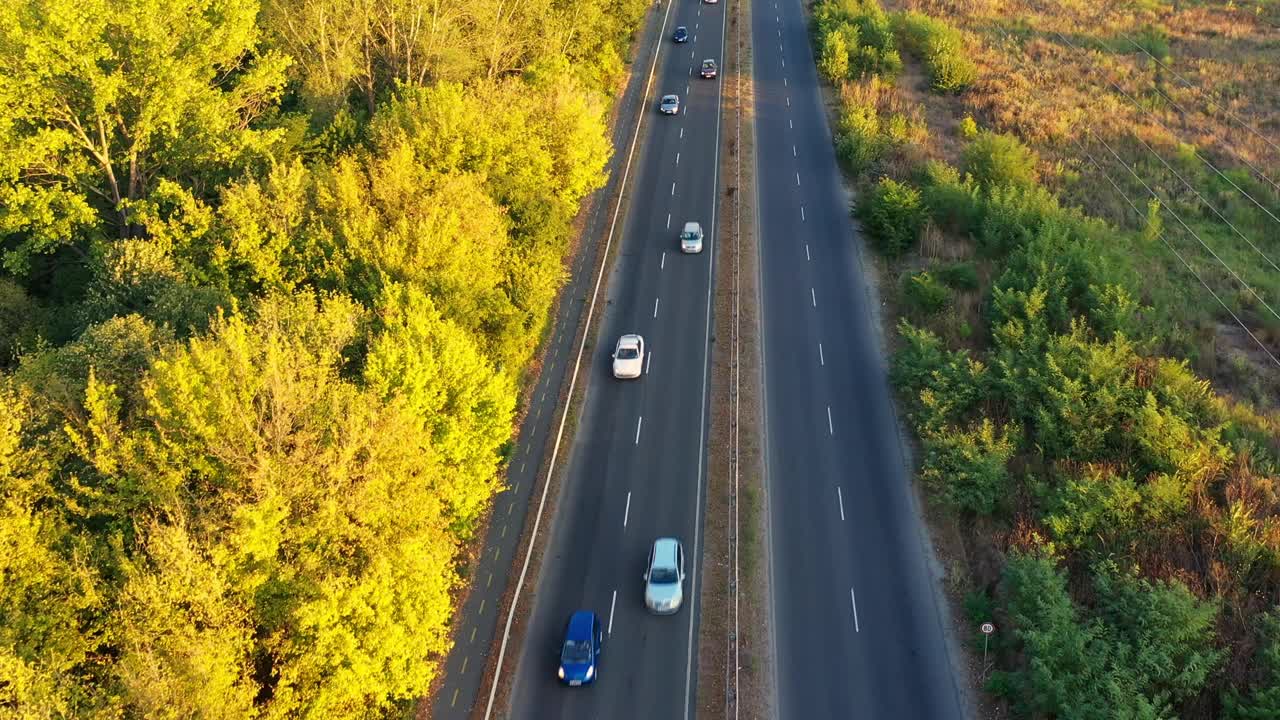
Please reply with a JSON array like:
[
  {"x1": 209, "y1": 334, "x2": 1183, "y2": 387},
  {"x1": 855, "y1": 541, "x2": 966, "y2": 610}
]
[
  {"x1": 481, "y1": 0, "x2": 677, "y2": 714},
  {"x1": 851, "y1": 588, "x2": 860, "y2": 632},
  {"x1": 731, "y1": 0, "x2": 744, "y2": 713},
  {"x1": 837, "y1": 486, "x2": 845, "y2": 521},
  {"x1": 624, "y1": 491, "x2": 632, "y2": 527},
  {"x1": 609, "y1": 590, "x2": 617, "y2": 635},
  {"x1": 684, "y1": 1, "x2": 728, "y2": 716}
]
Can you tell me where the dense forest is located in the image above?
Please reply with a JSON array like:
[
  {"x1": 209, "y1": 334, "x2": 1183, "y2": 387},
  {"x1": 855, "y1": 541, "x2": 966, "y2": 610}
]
[
  {"x1": 0, "y1": 0, "x2": 646, "y2": 715},
  {"x1": 813, "y1": 0, "x2": 1280, "y2": 717}
]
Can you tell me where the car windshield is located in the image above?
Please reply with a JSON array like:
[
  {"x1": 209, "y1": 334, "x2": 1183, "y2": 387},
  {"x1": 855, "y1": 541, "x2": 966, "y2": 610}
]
[
  {"x1": 704, "y1": 61, "x2": 714, "y2": 67},
  {"x1": 681, "y1": 231, "x2": 697, "y2": 239},
  {"x1": 561, "y1": 639, "x2": 592, "y2": 664},
  {"x1": 650, "y1": 566, "x2": 678, "y2": 584},
  {"x1": 617, "y1": 346, "x2": 639, "y2": 360}
]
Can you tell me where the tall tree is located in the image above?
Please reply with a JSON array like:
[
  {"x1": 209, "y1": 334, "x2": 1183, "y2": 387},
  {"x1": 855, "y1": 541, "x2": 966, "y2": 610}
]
[{"x1": 0, "y1": 0, "x2": 289, "y2": 270}]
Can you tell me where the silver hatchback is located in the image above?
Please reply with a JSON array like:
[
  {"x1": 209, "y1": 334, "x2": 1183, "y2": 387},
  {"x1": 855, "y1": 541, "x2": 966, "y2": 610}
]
[{"x1": 644, "y1": 538, "x2": 685, "y2": 614}]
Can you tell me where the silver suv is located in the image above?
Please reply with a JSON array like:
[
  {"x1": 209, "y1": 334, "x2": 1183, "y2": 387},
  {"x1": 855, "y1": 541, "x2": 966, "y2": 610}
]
[{"x1": 643, "y1": 538, "x2": 685, "y2": 614}]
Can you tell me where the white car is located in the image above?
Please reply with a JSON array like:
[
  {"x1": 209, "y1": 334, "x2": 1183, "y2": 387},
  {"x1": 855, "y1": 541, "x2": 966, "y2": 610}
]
[
  {"x1": 644, "y1": 538, "x2": 686, "y2": 614},
  {"x1": 612, "y1": 334, "x2": 645, "y2": 379},
  {"x1": 680, "y1": 221, "x2": 704, "y2": 253},
  {"x1": 659, "y1": 94, "x2": 680, "y2": 114}
]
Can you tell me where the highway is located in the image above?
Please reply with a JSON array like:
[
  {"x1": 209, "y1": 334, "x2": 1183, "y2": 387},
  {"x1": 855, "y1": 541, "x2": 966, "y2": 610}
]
[
  {"x1": 504, "y1": 0, "x2": 727, "y2": 716},
  {"x1": 752, "y1": 0, "x2": 971, "y2": 716}
]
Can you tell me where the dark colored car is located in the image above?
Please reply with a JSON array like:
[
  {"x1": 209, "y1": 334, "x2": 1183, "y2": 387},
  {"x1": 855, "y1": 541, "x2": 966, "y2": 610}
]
[
  {"x1": 673, "y1": 26, "x2": 689, "y2": 42},
  {"x1": 700, "y1": 59, "x2": 718, "y2": 78},
  {"x1": 557, "y1": 610, "x2": 603, "y2": 686}
]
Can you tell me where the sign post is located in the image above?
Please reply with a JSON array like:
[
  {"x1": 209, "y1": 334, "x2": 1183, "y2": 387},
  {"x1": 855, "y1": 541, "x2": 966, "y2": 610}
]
[{"x1": 980, "y1": 622, "x2": 995, "y2": 676}]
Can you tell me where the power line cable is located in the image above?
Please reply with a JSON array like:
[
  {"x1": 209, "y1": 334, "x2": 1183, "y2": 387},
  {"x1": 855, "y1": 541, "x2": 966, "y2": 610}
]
[
  {"x1": 1086, "y1": 126, "x2": 1280, "y2": 324},
  {"x1": 1115, "y1": 24, "x2": 1280, "y2": 165},
  {"x1": 1081, "y1": 2, "x2": 1280, "y2": 198},
  {"x1": 1044, "y1": 29, "x2": 1280, "y2": 273},
  {"x1": 984, "y1": 19, "x2": 1280, "y2": 362},
  {"x1": 1070, "y1": 134, "x2": 1280, "y2": 369}
]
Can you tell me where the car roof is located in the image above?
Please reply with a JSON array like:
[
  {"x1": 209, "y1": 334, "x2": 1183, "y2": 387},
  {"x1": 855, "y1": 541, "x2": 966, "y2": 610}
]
[
  {"x1": 566, "y1": 610, "x2": 596, "y2": 639},
  {"x1": 682, "y1": 221, "x2": 701, "y2": 232},
  {"x1": 676, "y1": 25, "x2": 687, "y2": 30},
  {"x1": 662, "y1": 94, "x2": 678, "y2": 101},
  {"x1": 619, "y1": 334, "x2": 641, "y2": 345},
  {"x1": 703, "y1": 58, "x2": 716, "y2": 64},
  {"x1": 652, "y1": 537, "x2": 680, "y2": 568}
]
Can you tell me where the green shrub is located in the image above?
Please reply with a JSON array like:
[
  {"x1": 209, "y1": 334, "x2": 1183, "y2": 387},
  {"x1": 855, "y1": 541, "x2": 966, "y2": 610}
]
[
  {"x1": 835, "y1": 100, "x2": 884, "y2": 173},
  {"x1": 958, "y1": 115, "x2": 979, "y2": 139},
  {"x1": 919, "y1": 160, "x2": 982, "y2": 235},
  {"x1": 903, "y1": 270, "x2": 950, "y2": 315},
  {"x1": 893, "y1": 11, "x2": 978, "y2": 92},
  {"x1": 860, "y1": 177, "x2": 925, "y2": 257},
  {"x1": 928, "y1": 43, "x2": 978, "y2": 92},
  {"x1": 937, "y1": 261, "x2": 979, "y2": 290},
  {"x1": 992, "y1": 554, "x2": 1220, "y2": 719},
  {"x1": 818, "y1": 28, "x2": 852, "y2": 83},
  {"x1": 964, "y1": 130, "x2": 1039, "y2": 189},
  {"x1": 978, "y1": 183, "x2": 1060, "y2": 256},
  {"x1": 1129, "y1": 24, "x2": 1170, "y2": 62},
  {"x1": 890, "y1": 320, "x2": 988, "y2": 429},
  {"x1": 920, "y1": 418, "x2": 1018, "y2": 515}
]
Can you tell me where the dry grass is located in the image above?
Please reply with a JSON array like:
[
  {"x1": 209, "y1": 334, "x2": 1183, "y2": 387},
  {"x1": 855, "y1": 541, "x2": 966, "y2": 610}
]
[{"x1": 886, "y1": 0, "x2": 1280, "y2": 411}]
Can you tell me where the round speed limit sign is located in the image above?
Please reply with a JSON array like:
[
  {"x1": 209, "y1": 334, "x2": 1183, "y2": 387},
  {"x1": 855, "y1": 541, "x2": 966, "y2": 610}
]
[{"x1": 980, "y1": 622, "x2": 995, "y2": 635}]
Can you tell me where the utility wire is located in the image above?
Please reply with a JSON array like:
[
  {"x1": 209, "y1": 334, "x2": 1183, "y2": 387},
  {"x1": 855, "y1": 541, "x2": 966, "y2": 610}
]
[
  {"x1": 1115, "y1": 24, "x2": 1280, "y2": 165},
  {"x1": 1044, "y1": 28, "x2": 1280, "y2": 273},
  {"x1": 1070, "y1": 134, "x2": 1280, "y2": 369},
  {"x1": 985, "y1": 19, "x2": 1280, "y2": 363},
  {"x1": 1087, "y1": 125, "x2": 1280, "y2": 324},
  {"x1": 1074, "y1": 2, "x2": 1280, "y2": 199}
]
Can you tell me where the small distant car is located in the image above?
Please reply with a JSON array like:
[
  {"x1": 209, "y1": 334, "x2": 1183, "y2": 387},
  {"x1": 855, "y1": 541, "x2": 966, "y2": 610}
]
[
  {"x1": 659, "y1": 94, "x2": 680, "y2": 114},
  {"x1": 612, "y1": 334, "x2": 645, "y2": 379},
  {"x1": 680, "y1": 221, "x2": 704, "y2": 254},
  {"x1": 704, "y1": 0, "x2": 718, "y2": 5},
  {"x1": 557, "y1": 610, "x2": 603, "y2": 685},
  {"x1": 673, "y1": 26, "x2": 689, "y2": 42},
  {"x1": 700, "y1": 59, "x2": 718, "y2": 78},
  {"x1": 644, "y1": 538, "x2": 686, "y2": 614}
]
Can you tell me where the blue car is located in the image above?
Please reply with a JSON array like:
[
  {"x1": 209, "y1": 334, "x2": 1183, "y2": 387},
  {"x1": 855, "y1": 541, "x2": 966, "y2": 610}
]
[
  {"x1": 672, "y1": 26, "x2": 688, "y2": 43},
  {"x1": 557, "y1": 610, "x2": 603, "y2": 686}
]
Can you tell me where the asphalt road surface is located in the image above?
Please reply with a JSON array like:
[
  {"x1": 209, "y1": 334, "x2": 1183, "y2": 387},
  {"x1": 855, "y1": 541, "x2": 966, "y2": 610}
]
[
  {"x1": 753, "y1": 0, "x2": 971, "y2": 717},
  {"x1": 504, "y1": 0, "x2": 728, "y2": 717},
  {"x1": 428, "y1": 5, "x2": 681, "y2": 717}
]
